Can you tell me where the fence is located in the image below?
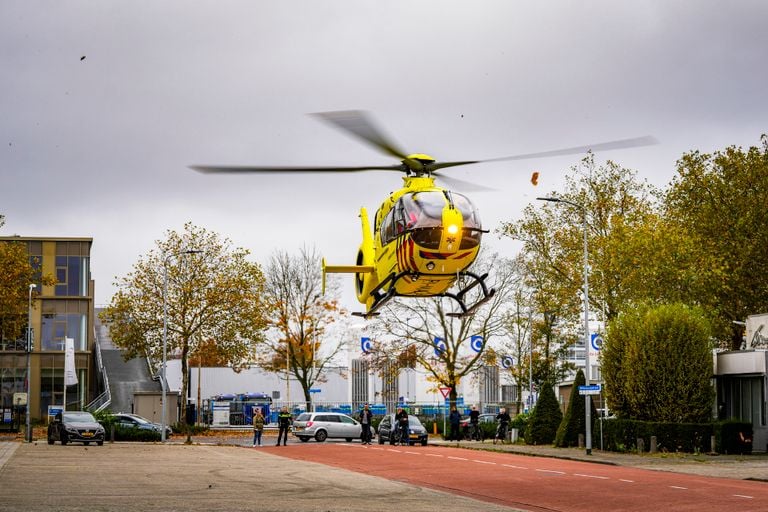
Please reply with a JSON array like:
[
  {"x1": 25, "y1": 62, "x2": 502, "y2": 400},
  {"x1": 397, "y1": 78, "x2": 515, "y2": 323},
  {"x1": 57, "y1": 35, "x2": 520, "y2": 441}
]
[{"x1": 200, "y1": 400, "x2": 511, "y2": 428}]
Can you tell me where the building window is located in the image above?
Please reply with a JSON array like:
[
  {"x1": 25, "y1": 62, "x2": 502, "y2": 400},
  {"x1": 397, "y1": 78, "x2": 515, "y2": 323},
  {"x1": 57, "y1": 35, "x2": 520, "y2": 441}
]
[
  {"x1": 0, "y1": 367, "x2": 26, "y2": 407},
  {"x1": 41, "y1": 300, "x2": 88, "y2": 351},
  {"x1": 54, "y1": 241, "x2": 90, "y2": 297},
  {"x1": 40, "y1": 368, "x2": 87, "y2": 415}
]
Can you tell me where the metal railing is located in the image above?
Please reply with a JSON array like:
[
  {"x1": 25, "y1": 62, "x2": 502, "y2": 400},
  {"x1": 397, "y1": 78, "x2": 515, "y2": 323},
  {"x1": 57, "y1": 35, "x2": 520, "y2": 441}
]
[{"x1": 85, "y1": 325, "x2": 111, "y2": 412}]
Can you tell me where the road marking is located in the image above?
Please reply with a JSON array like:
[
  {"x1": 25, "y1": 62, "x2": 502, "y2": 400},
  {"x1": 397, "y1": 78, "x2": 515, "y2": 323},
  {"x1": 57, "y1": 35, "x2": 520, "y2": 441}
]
[
  {"x1": 425, "y1": 453, "x2": 443, "y2": 457},
  {"x1": 733, "y1": 495, "x2": 753, "y2": 499},
  {"x1": 536, "y1": 469, "x2": 565, "y2": 475},
  {"x1": 502, "y1": 464, "x2": 528, "y2": 470},
  {"x1": 472, "y1": 460, "x2": 496, "y2": 465},
  {"x1": 447, "y1": 456, "x2": 468, "y2": 461},
  {"x1": 669, "y1": 486, "x2": 687, "y2": 490},
  {"x1": 387, "y1": 449, "x2": 402, "y2": 453},
  {"x1": 404, "y1": 451, "x2": 420, "y2": 455},
  {"x1": 573, "y1": 473, "x2": 609, "y2": 480},
  {"x1": 618, "y1": 479, "x2": 634, "y2": 483}
]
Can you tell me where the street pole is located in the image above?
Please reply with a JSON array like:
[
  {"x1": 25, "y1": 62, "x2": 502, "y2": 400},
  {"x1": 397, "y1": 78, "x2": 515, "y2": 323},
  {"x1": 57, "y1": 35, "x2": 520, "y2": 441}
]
[
  {"x1": 537, "y1": 197, "x2": 592, "y2": 455},
  {"x1": 161, "y1": 249, "x2": 202, "y2": 443},
  {"x1": 26, "y1": 284, "x2": 36, "y2": 443}
]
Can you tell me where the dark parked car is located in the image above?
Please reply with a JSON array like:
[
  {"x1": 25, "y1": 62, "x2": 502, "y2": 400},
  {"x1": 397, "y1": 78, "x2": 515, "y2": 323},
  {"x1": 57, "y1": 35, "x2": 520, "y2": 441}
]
[
  {"x1": 112, "y1": 413, "x2": 172, "y2": 438},
  {"x1": 48, "y1": 411, "x2": 105, "y2": 446},
  {"x1": 377, "y1": 414, "x2": 428, "y2": 446}
]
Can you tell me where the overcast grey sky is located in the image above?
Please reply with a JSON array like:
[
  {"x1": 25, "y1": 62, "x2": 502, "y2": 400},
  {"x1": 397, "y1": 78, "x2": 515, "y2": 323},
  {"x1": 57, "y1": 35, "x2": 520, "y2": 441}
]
[{"x1": 2, "y1": 1, "x2": 766, "y2": 311}]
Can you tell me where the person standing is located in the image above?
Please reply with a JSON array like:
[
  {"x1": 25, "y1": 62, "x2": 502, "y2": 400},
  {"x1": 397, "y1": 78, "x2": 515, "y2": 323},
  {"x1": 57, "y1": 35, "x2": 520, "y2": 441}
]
[
  {"x1": 394, "y1": 407, "x2": 409, "y2": 445},
  {"x1": 448, "y1": 406, "x2": 461, "y2": 441},
  {"x1": 469, "y1": 405, "x2": 480, "y2": 441},
  {"x1": 252, "y1": 409, "x2": 265, "y2": 447},
  {"x1": 359, "y1": 403, "x2": 374, "y2": 445},
  {"x1": 276, "y1": 406, "x2": 292, "y2": 446}
]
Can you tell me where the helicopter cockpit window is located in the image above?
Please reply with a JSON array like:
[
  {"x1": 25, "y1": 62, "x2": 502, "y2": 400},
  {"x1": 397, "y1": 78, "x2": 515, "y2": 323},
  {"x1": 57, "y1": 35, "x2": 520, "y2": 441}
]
[
  {"x1": 399, "y1": 192, "x2": 445, "y2": 230},
  {"x1": 448, "y1": 192, "x2": 483, "y2": 250}
]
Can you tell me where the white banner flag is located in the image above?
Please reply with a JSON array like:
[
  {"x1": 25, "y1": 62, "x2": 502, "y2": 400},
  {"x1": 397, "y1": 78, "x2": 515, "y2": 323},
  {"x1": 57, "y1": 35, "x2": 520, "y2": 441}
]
[{"x1": 64, "y1": 337, "x2": 78, "y2": 386}]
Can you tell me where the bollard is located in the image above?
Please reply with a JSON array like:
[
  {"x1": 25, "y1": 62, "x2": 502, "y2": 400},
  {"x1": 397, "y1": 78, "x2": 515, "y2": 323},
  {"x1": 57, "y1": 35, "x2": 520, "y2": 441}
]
[
  {"x1": 650, "y1": 436, "x2": 657, "y2": 453},
  {"x1": 110, "y1": 424, "x2": 115, "y2": 443},
  {"x1": 710, "y1": 435, "x2": 717, "y2": 454},
  {"x1": 433, "y1": 422, "x2": 438, "y2": 435},
  {"x1": 637, "y1": 438, "x2": 645, "y2": 453},
  {"x1": 578, "y1": 433, "x2": 584, "y2": 448}
]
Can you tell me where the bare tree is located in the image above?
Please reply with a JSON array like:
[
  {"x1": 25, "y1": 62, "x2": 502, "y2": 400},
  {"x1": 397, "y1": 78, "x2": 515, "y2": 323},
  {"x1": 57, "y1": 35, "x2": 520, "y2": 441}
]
[
  {"x1": 366, "y1": 252, "x2": 522, "y2": 410},
  {"x1": 260, "y1": 247, "x2": 347, "y2": 410}
]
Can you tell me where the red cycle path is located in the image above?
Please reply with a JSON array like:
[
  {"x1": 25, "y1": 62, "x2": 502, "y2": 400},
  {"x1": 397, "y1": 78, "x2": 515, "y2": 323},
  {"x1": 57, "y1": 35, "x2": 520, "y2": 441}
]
[{"x1": 261, "y1": 443, "x2": 768, "y2": 512}]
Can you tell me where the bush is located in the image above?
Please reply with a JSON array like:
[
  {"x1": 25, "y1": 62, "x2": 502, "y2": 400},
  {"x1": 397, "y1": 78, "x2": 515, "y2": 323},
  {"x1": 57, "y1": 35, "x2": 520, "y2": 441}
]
[
  {"x1": 716, "y1": 421, "x2": 753, "y2": 455},
  {"x1": 600, "y1": 418, "x2": 714, "y2": 453},
  {"x1": 525, "y1": 384, "x2": 562, "y2": 445},
  {"x1": 555, "y1": 369, "x2": 598, "y2": 448}
]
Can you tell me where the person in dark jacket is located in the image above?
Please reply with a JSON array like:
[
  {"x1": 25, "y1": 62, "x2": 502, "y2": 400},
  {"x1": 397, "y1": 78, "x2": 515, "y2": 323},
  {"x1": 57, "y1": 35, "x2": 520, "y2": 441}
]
[
  {"x1": 359, "y1": 403, "x2": 374, "y2": 445},
  {"x1": 276, "y1": 407, "x2": 292, "y2": 446},
  {"x1": 448, "y1": 406, "x2": 462, "y2": 441},
  {"x1": 394, "y1": 407, "x2": 409, "y2": 445}
]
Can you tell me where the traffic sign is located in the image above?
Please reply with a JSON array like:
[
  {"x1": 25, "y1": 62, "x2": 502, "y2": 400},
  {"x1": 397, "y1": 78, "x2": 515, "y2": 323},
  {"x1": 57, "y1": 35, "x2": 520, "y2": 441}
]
[
  {"x1": 309, "y1": 388, "x2": 321, "y2": 394},
  {"x1": 439, "y1": 387, "x2": 452, "y2": 398},
  {"x1": 578, "y1": 384, "x2": 601, "y2": 395}
]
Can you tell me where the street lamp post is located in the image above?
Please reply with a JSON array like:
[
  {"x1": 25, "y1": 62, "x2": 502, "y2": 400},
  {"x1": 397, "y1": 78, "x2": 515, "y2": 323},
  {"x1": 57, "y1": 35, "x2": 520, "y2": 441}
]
[
  {"x1": 537, "y1": 197, "x2": 592, "y2": 455},
  {"x1": 162, "y1": 249, "x2": 202, "y2": 443},
  {"x1": 26, "y1": 283, "x2": 36, "y2": 443}
]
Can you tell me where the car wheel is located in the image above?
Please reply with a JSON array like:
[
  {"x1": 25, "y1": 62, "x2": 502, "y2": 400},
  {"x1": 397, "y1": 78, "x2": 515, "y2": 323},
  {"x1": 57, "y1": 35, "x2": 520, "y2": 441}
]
[
  {"x1": 60, "y1": 432, "x2": 69, "y2": 446},
  {"x1": 421, "y1": 439, "x2": 428, "y2": 446},
  {"x1": 84, "y1": 442, "x2": 90, "y2": 446},
  {"x1": 47, "y1": 433, "x2": 54, "y2": 445},
  {"x1": 314, "y1": 430, "x2": 328, "y2": 442},
  {"x1": 97, "y1": 440, "x2": 104, "y2": 446},
  {"x1": 299, "y1": 437, "x2": 309, "y2": 443},
  {"x1": 345, "y1": 438, "x2": 353, "y2": 442},
  {"x1": 378, "y1": 435, "x2": 384, "y2": 445}
]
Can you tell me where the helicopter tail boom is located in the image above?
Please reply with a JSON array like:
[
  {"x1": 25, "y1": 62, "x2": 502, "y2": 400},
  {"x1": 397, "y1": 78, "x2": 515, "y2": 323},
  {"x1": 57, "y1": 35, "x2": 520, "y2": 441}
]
[{"x1": 321, "y1": 258, "x2": 374, "y2": 295}]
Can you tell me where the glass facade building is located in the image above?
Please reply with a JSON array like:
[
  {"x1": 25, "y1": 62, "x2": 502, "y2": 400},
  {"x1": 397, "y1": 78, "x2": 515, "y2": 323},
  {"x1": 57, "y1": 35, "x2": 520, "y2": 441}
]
[{"x1": 0, "y1": 237, "x2": 95, "y2": 421}]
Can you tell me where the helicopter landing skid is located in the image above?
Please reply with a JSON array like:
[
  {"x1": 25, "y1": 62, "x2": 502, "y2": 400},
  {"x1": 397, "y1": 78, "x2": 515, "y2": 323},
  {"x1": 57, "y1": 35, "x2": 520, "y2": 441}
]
[{"x1": 352, "y1": 270, "x2": 495, "y2": 319}]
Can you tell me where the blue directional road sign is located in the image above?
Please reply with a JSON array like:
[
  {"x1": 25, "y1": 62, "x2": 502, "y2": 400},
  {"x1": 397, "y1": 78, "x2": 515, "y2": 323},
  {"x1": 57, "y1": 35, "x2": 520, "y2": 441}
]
[{"x1": 578, "y1": 384, "x2": 601, "y2": 395}]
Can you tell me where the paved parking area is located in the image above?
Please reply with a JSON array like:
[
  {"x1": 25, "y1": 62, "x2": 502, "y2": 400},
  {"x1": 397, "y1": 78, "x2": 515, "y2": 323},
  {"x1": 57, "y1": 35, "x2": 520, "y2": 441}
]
[{"x1": 0, "y1": 441, "x2": 518, "y2": 512}]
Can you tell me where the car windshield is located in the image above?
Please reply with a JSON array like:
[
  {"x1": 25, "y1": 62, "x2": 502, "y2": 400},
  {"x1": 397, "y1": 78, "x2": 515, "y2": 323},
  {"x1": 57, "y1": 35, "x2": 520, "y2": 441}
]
[
  {"x1": 63, "y1": 412, "x2": 96, "y2": 422},
  {"x1": 129, "y1": 416, "x2": 151, "y2": 425},
  {"x1": 408, "y1": 416, "x2": 423, "y2": 427},
  {"x1": 296, "y1": 413, "x2": 311, "y2": 421}
]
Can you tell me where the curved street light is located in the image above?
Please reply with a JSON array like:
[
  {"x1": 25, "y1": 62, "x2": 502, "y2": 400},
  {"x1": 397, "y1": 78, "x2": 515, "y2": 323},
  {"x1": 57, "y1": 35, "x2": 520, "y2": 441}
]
[
  {"x1": 537, "y1": 196, "x2": 592, "y2": 455},
  {"x1": 162, "y1": 249, "x2": 203, "y2": 442}
]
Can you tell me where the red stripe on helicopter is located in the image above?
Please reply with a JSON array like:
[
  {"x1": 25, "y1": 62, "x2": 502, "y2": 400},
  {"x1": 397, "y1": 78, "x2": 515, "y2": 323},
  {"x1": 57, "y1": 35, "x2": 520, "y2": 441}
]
[{"x1": 406, "y1": 238, "x2": 417, "y2": 271}]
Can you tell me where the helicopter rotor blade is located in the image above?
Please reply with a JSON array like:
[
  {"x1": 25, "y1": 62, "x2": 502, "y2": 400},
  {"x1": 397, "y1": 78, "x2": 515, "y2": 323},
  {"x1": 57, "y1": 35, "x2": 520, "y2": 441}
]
[
  {"x1": 190, "y1": 164, "x2": 404, "y2": 174},
  {"x1": 429, "y1": 135, "x2": 659, "y2": 171},
  {"x1": 432, "y1": 171, "x2": 497, "y2": 192},
  {"x1": 310, "y1": 110, "x2": 422, "y2": 171}
]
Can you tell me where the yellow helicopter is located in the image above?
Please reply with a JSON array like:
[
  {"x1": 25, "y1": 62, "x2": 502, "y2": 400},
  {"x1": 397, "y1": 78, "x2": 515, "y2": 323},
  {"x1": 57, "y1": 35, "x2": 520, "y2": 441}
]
[{"x1": 192, "y1": 110, "x2": 656, "y2": 318}]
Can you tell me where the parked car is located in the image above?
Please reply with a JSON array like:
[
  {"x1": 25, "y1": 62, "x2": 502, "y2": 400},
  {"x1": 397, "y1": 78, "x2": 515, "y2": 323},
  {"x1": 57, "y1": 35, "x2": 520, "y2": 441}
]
[
  {"x1": 47, "y1": 411, "x2": 105, "y2": 446},
  {"x1": 377, "y1": 414, "x2": 429, "y2": 446},
  {"x1": 112, "y1": 413, "x2": 173, "y2": 438},
  {"x1": 459, "y1": 413, "x2": 496, "y2": 429},
  {"x1": 292, "y1": 412, "x2": 362, "y2": 443}
]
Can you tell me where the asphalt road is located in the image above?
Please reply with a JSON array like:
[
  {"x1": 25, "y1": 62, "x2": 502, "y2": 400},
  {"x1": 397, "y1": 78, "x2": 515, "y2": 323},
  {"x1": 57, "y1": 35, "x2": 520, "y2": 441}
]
[
  {"x1": 271, "y1": 442, "x2": 768, "y2": 512},
  {"x1": 2, "y1": 435, "x2": 767, "y2": 512},
  {"x1": 0, "y1": 442, "x2": 519, "y2": 512}
]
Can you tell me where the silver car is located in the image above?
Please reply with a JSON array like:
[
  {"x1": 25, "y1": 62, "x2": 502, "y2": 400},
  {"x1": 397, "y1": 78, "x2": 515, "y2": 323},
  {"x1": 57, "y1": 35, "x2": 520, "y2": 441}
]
[{"x1": 292, "y1": 412, "x2": 362, "y2": 443}]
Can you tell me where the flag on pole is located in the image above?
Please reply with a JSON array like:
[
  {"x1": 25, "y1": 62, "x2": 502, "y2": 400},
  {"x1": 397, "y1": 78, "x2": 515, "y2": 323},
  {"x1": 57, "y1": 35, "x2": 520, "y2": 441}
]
[{"x1": 64, "y1": 337, "x2": 78, "y2": 386}]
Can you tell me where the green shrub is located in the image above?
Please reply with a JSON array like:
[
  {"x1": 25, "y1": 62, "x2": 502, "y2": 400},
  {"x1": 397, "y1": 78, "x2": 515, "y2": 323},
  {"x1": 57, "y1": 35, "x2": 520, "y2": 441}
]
[
  {"x1": 715, "y1": 421, "x2": 753, "y2": 455},
  {"x1": 525, "y1": 384, "x2": 562, "y2": 445}
]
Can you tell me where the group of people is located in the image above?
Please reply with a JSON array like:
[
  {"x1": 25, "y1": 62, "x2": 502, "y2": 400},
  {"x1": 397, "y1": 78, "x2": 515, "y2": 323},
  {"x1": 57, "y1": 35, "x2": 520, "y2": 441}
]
[
  {"x1": 251, "y1": 406, "x2": 292, "y2": 447},
  {"x1": 448, "y1": 405, "x2": 510, "y2": 442},
  {"x1": 252, "y1": 403, "x2": 511, "y2": 446}
]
